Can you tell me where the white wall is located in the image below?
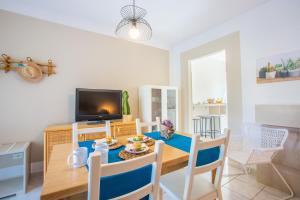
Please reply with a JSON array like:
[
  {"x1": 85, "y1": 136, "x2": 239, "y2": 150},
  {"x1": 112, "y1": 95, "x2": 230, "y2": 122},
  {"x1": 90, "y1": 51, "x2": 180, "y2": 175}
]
[
  {"x1": 170, "y1": 0, "x2": 300, "y2": 125},
  {"x1": 0, "y1": 10, "x2": 169, "y2": 162},
  {"x1": 191, "y1": 50, "x2": 227, "y2": 104}
]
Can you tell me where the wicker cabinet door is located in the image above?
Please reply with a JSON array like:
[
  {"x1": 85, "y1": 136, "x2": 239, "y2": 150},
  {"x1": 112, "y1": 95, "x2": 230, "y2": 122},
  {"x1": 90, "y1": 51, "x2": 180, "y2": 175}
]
[
  {"x1": 114, "y1": 124, "x2": 136, "y2": 137},
  {"x1": 83, "y1": 131, "x2": 108, "y2": 141},
  {"x1": 45, "y1": 130, "x2": 71, "y2": 171}
]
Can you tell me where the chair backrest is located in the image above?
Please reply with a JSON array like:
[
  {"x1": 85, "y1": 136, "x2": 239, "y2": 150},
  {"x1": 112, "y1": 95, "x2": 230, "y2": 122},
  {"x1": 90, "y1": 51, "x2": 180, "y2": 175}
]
[
  {"x1": 136, "y1": 117, "x2": 160, "y2": 135},
  {"x1": 260, "y1": 127, "x2": 288, "y2": 149},
  {"x1": 88, "y1": 140, "x2": 164, "y2": 200},
  {"x1": 183, "y1": 129, "x2": 231, "y2": 200},
  {"x1": 72, "y1": 121, "x2": 111, "y2": 149},
  {"x1": 241, "y1": 124, "x2": 289, "y2": 151}
]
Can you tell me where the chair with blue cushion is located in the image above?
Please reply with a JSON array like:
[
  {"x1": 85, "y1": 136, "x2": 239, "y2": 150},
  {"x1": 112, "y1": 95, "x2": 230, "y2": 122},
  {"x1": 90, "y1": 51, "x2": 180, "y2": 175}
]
[
  {"x1": 159, "y1": 129, "x2": 230, "y2": 200},
  {"x1": 88, "y1": 140, "x2": 164, "y2": 200},
  {"x1": 72, "y1": 121, "x2": 111, "y2": 149}
]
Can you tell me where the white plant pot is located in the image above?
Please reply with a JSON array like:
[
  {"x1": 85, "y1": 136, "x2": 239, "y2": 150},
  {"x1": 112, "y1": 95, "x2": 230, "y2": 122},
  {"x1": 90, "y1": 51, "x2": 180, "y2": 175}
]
[
  {"x1": 288, "y1": 68, "x2": 300, "y2": 77},
  {"x1": 266, "y1": 71, "x2": 276, "y2": 79},
  {"x1": 122, "y1": 115, "x2": 132, "y2": 122}
]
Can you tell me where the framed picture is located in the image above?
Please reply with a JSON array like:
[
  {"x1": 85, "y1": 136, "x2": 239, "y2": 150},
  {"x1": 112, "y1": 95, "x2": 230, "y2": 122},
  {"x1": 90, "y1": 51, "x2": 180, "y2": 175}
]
[{"x1": 256, "y1": 49, "x2": 300, "y2": 84}]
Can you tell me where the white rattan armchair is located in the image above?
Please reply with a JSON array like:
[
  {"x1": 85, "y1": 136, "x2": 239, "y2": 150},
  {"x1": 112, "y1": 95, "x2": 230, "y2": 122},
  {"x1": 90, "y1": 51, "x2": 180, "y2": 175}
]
[{"x1": 228, "y1": 124, "x2": 293, "y2": 200}]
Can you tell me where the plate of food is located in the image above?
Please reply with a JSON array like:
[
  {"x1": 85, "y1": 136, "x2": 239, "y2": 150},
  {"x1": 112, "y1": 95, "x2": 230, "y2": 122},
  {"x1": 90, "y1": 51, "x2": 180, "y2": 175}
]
[
  {"x1": 94, "y1": 137, "x2": 117, "y2": 146},
  {"x1": 125, "y1": 142, "x2": 149, "y2": 154},
  {"x1": 128, "y1": 135, "x2": 151, "y2": 143}
]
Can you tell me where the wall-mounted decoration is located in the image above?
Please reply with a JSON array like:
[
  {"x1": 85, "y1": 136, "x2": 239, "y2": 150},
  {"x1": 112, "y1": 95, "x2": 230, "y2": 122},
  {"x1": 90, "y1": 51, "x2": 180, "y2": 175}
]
[
  {"x1": 0, "y1": 54, "x2": 56, "y2": 82},
  {"x1": 256, "y1": 49, "x2": 300, "y2": 84}
]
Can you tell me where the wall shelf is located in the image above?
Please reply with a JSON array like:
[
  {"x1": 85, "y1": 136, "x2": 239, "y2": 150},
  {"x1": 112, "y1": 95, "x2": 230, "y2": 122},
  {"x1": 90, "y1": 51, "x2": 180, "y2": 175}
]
[{"x1": 256, "y1": 76, "x2": 300, "y2": 84}]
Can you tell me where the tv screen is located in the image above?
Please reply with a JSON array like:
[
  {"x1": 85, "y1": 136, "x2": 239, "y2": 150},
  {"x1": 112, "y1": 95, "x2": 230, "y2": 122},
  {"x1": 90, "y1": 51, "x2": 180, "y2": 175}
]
[{"x1": 76, "y1": 88, "x2": 122, "y2": 121}]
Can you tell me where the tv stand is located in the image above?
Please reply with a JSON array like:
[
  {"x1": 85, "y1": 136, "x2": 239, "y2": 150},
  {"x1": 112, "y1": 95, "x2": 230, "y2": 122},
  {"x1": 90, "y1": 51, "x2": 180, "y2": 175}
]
[
  {"x1": 85, "y1": 119, "x2": 124, "y2": 125},
  {"x1": 86, "y1": 120, "x2": 104, "y2": 125}
]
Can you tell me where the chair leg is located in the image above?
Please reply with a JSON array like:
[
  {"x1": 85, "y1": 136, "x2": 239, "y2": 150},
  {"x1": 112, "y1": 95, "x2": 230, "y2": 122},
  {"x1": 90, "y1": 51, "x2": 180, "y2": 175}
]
[
  {"x1": 243, "y1": 165, "x2": 249, "y2": 175},
  {"x1": 225, "y1": 158, "x2": 247, "y2": 176},
  {"x1": 159, "y1": 186, "x2": 163, "y2": 200},
  {"x1": 270, "y1": 163, "x2": 294, "y2": 200},
  {"x1": 217, "y1": 187, "x2": 223, "y2": 200}
]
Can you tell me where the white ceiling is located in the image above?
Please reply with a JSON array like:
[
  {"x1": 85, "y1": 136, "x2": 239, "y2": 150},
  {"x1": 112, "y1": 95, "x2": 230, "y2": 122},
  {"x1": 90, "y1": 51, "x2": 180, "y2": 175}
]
[{"x1": 0, "y1": 0, "x2": 270, "y2": 49}]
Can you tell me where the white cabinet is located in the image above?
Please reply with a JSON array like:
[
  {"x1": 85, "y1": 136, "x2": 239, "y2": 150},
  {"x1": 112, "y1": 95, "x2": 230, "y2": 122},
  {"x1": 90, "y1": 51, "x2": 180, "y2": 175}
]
[
  {"x1": 0, "y1": 142, "x2": 30, "y2": 198},
  {"x1": 139, "y1": 85, "x2": 179, "y2": 130}
]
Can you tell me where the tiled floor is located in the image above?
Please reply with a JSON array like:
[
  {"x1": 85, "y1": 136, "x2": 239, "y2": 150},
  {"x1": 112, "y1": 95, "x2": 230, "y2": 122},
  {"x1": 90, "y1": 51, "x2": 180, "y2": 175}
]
[
  {"x1": 3, "y1": 164, "x2": 300, "y2": 200},
  {"x1": 163, "y1": 163, "x2": 300, "y2": 200}
]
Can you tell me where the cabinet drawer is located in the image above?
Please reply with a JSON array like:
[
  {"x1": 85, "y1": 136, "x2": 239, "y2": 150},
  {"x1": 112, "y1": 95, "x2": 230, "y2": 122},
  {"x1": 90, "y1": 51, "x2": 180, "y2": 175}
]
[
  {"x1": 83, "y1": 132, "x2": 106, "y2": 141},
  {"x1": 114, "y1": 124, "x2": 136, "y2": 136}
]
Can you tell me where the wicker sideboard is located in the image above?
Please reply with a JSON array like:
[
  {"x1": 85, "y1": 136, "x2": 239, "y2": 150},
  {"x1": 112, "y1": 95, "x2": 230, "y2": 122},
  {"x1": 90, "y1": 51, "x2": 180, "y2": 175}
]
[{"x1": 43, "y1": 121, "x2": 136, "y2": 175}]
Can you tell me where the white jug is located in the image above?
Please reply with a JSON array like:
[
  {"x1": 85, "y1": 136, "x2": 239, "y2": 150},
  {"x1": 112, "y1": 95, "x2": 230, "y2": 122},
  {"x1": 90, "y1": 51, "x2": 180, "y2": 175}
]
[
  {"x1": 93, "y1": 142, "x2": 108, "y2": 164},
  {"x1": 67, "y1": 147, "x2": 88, "y2": 168}
]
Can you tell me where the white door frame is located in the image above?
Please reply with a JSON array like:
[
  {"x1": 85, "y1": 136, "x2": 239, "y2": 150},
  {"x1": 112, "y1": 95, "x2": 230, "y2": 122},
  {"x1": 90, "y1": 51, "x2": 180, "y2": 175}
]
[{"x1": 187, "y1": 50, "x2": 228, "y2": 134}]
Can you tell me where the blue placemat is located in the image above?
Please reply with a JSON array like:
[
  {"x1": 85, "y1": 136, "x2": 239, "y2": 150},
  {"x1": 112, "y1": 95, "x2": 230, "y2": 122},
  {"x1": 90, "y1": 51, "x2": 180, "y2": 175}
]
[
  {"x1": 78, "y1": 140, "x2": 150, "y2": 200},
  {"x1": 144, "y1": 132, "x2": 220, "y2": 166}
]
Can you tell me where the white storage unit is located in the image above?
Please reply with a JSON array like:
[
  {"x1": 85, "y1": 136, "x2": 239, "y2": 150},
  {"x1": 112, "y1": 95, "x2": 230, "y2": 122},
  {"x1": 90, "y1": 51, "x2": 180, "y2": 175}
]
[
  {"x1": 0, "y1": 142, "x2": 30, "y2": 198},
  {"x1": 139, "y1": 85, "x2": 179, "y2": 130}
]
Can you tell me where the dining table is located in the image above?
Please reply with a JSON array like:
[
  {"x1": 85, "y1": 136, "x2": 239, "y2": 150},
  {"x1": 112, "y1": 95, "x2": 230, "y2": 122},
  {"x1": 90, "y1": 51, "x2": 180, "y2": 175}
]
[{"x1": 41, "y1": 132, "x2": 218, "y2": 200}]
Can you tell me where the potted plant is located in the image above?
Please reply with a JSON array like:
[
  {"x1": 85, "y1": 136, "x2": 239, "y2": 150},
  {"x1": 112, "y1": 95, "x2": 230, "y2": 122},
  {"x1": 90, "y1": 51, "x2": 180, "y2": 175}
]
[
  {"x1": 294, "y1": 58, "x2": 300, "y2": 76},
  {"x1": 279, "y1": 68, "x2": 288, "y2": 78},
  {"x1": 274, "y1": 64, "x2": 283, "y2": 78},
  {"x1": 258, "y1": 66, "x2": 267, "y2": 78},
  {"x1": 160, "y1": 120, "x2": 175, "y2": 140},
  {"x1": 278, "y1": 59, "x2": 288, "y2": 78},
  {"x1": 286, "y1": 58, "x2": 300, "y2": 77},
  {"x1": 122, "y1": 90, "x2": 132, "y2": 122},
  {"x1": 275, "y1": 62, "x2": 288, "y2": 78},
  {"x1": 265, "y1": 62, "x2": 276, "y2": 79}
]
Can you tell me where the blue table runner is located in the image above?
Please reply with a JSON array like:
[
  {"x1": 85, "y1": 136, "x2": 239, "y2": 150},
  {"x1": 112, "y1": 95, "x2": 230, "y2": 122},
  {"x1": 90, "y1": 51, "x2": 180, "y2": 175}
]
[
  {"x1": 144, "y1": 132, "x2": 220, "y2": 166},
  {"x1": 78, "y1": 132, "x2": 220, "y2": 200}
]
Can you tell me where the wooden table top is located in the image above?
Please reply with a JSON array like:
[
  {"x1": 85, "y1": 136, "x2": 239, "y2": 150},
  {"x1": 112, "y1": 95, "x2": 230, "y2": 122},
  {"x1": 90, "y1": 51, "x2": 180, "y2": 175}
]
[{"x1": 41, "y1": 132, "x2": 194, "y2": 200}]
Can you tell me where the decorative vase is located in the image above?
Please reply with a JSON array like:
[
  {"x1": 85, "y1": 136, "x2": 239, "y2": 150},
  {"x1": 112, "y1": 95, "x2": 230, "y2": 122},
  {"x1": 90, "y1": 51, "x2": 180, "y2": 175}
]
[
  {"x1": 160, "y1": 125, "x2": 175, "y2": 140},
  {"x1": 122, "y1": 115, "x2": 132, "y2": 122},
  {"x1": 259, "y1": 71, "x2": 266, "y2": 78},
  {"x1": 122, "y1": 90, "x2": 131, "y2": 121},
  {"x1": 288, "y1": 68, "x2": 300, "y2": 77},
  {"x1": 266, "y1": 71, "x2": 276, "y2": 79},
  {"x1": 279, "y1": 71, "x2": 288, "y2": 78}
]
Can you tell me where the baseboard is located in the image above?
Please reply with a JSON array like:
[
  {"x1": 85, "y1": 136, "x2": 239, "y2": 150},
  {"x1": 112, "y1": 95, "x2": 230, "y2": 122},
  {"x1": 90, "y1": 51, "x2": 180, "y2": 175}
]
[{"x1": 31, "y1": 161, "x2": 43, "y2": 174}]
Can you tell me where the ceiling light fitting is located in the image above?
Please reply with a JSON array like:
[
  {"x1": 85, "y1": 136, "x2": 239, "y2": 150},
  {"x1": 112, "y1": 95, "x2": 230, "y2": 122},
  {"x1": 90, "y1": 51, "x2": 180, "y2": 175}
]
[{"x1": 115, "y1": 0, "x2": 152, "y2": 41}]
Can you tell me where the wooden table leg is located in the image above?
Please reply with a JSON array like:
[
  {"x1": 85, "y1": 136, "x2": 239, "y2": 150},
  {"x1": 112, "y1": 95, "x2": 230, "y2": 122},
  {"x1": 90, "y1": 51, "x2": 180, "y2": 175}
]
[{"x1": 211, "y1": 168, "x2": 217, "y2": 184}]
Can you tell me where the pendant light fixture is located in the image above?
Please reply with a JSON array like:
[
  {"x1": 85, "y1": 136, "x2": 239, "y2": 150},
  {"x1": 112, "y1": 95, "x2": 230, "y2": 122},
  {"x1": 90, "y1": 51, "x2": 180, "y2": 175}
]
[{"x1": 115, "y1": 0, "x2": 152, "y2": 41}]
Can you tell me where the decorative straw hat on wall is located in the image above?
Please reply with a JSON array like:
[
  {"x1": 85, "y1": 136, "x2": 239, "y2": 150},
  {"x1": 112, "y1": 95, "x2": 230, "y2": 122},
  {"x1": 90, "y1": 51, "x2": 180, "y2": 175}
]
[{"x1": 17, "y1": 61, "x2": 43, "y2": 82}]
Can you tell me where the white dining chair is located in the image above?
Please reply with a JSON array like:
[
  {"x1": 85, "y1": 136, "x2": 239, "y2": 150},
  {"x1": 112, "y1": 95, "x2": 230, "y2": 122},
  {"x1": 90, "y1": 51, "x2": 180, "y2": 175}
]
[
  {"x1": 159, "y1": 129, "x2": 230, "y2": 200},
  {"x1": 72, "y1": 121, "x2": 111, "y2": 149},
  {"x1": 228, "y1": 125, "x2": 293, "y2": 199},
  {"x1": 88, "y1": 140, "x2": 164, "y2": 200},
  {"x1": 136, "y1": 117, "x2": 161, "y2": 135}
]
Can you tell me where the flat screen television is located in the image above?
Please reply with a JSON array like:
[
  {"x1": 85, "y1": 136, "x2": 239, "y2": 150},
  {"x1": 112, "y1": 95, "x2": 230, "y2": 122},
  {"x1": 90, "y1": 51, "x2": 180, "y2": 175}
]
[{"x1": 75, "y1": 88, "x2": 122, "y2": 121}]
